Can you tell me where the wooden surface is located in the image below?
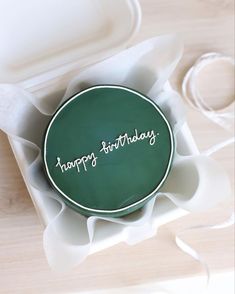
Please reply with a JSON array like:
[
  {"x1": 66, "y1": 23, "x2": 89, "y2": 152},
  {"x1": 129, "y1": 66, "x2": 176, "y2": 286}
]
[{"x1": 0, "y1": 0, "x2": 234, "y2": 293}]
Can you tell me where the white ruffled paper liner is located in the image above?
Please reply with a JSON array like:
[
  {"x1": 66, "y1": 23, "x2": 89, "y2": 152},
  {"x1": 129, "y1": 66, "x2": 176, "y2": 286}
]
[{"x1": 0, "y1": 35, "x2": 232, "y2": 272}]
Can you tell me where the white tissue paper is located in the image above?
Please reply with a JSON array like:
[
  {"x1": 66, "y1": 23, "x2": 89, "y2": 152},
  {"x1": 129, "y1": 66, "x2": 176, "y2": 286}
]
[{"x1": 0, "y1": 35, "x2": 231, "y2": 272}]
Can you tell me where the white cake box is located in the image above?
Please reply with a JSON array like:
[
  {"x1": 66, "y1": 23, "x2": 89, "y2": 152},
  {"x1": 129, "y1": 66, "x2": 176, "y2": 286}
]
[{"x1": 0, "y1": 0, "x2": 201, "y2": 257}]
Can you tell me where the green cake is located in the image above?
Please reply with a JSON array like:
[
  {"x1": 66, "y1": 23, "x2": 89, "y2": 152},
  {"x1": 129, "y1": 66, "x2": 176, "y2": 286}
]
[{"x1": 43, "y1": 85, "x2": 174, "y2": 217}]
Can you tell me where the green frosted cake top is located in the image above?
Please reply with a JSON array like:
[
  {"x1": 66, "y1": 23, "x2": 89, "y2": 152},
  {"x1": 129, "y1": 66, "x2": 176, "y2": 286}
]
[{"x1": 43, "y1": 85, "x2": 174, "y2": 217}]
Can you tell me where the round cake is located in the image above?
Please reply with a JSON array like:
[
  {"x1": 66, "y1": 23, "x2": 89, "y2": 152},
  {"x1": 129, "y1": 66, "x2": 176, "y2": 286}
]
[{"x1": 43, "y1": 85, "x2": 174, "y2": 217}]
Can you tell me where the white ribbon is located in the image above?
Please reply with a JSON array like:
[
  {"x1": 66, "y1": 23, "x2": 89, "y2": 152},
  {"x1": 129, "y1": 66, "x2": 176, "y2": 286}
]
[
  {"x1": 182, "y1": 52, "x2": 234, "y2": 131},
  {"x1": 175, "y1": 211, "x2": 234, "y2": 287},
  {"x1": 177, "y1": 52, "x2": 235, "y2": 287}
]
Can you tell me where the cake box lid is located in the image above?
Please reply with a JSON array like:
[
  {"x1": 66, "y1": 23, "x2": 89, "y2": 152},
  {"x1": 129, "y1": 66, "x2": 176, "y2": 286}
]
[{"x1": 0, "y1": 0, "x2": 141, "y2": 85}]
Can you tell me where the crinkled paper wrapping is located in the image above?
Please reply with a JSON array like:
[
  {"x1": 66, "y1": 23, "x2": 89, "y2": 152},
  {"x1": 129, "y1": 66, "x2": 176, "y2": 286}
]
[{"x1": 0, "y1": 35, "x2": 231, "y2": 272}]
